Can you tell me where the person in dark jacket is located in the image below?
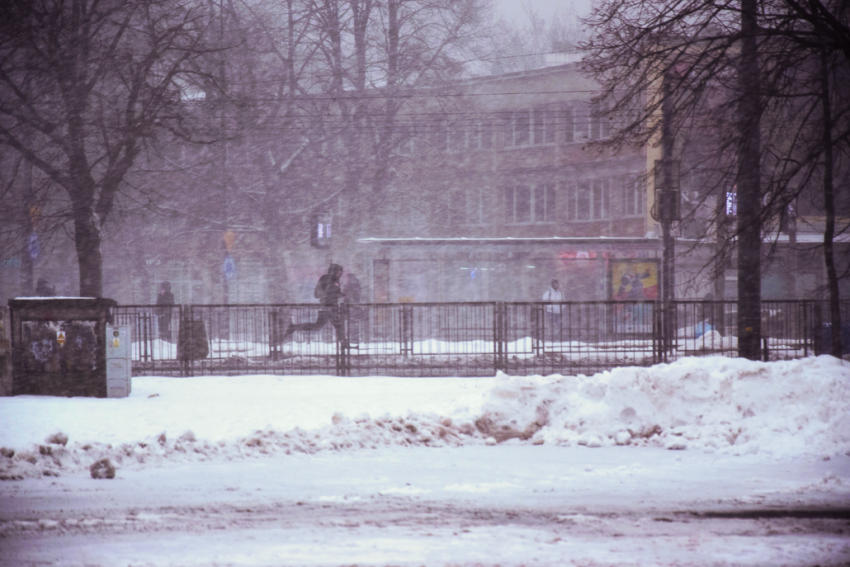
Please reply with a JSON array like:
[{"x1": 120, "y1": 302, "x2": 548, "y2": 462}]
[
  {"x1": 35, "y1": 278, "x2": 55, "y2": 296},
  {"x1": 283, "y1": 264, "x2": 347, "y2": 344},
  {"x1": 156, "y1": 281, "x2": 175, "y2": 341}
]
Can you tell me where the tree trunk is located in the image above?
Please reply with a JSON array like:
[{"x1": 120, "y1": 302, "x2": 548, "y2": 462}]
[
  {"x1": 74, "y1": 207, "x2": 104, "y2": 297},
  {"x1": 820, "y1": 45, "x2": 842, "y2": 356},
  {"x1": 736, "y1": 0, "x2": 763, "y2": 360}
]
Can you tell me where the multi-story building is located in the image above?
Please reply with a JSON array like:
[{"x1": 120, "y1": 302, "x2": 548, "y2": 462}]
[
  {"x1": 2, "y1": 61, "x2": 845, "y2": 306},
  {"x1": 345, "y1": 62, "x2": 657, "y2": 304}
]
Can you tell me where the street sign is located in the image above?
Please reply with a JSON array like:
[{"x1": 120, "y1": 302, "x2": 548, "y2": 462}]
[
  {"x1": 28, "y1": 233, "x2": 39, "y2": 260},
  {"x1": 311, "y1": 212, "x2": 332, "y2": 248},
  {"x1": 223, "y1": 254, "x2": 236, "y2": 280}
]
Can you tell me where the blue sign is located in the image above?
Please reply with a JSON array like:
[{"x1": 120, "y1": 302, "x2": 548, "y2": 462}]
[
  {"x1": 28, "y1": 233, "x2": 39, "y2": 260},
  {"x1": 222, "y1": 254, "x2": 236, "y2": 280}
]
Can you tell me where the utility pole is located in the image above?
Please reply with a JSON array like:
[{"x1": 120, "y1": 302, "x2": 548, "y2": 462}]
[
  {"x1": 652, "y1": 71, "x2": 680, "y2": 360},
  {"x1": 219, "y1": 0, "x2": 231, "y2": 307}
]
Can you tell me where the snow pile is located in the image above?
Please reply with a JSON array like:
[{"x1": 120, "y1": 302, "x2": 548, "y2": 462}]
[
  {"x1": 483, "y1": 356, "x2": 850, "y2": 455},
  {"x1": 1, "y1": 356, "x2": 848, "y2": 479}
]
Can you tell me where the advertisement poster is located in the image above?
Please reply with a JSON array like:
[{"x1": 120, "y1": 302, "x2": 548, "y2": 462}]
[
  {"x1": 609, "y1": 259, "x2": 659, "y2": 334},
  {"x1": 610, "y1": 259, "x2": 659, "y2": 301}
]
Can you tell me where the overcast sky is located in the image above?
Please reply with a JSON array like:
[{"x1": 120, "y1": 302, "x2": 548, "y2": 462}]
[{"x1": 493, "y1": 0, "x2": 593, "y2": 23}]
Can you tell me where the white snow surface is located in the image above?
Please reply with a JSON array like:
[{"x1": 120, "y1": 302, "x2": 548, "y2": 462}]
[
  {"x1": 2, "y1": 356, "x2": 849, "y2": 474},
  {"x1": 2, "y1": 355, "x2": 850, "y2": 567}
]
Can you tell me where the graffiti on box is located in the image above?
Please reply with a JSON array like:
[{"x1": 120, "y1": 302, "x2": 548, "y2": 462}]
[{"x1": 22, "y1": 320, "x2": 98, "y2": 372}]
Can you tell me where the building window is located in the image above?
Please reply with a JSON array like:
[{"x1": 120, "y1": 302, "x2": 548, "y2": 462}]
[
  {"x1": 507, "y1": 185, "x2": 531, "y2": 222},
  {"x1": 513, "y1": 110, "x2": 531, "y2": 146},
  {"x1": 576, "y1": 181, "x2": 591, "y2": 220},
  {"x1": 506, "y1": 108, "x2": 558, "y2": 147},
  {"x1": 470, "y1": 119, "x2": 493, "y2": 150},
  {"x1": 464, "y1": 185, "x2": 487, "y2": 225},
  {"x1": 534, "y1": 183, "x2": 556, "y2": 221},
  {"x1": 430, "y1": 119, "x2": 448, "y2": 152},
  {"x1": 590, "y1": 99, "x2": 611, "y2": 140},
  {"x1": 536, "y1": 108, "x2": 557, "y2": 145},
  {"x1": 395, "y1": 123, "x2": 413, "y2": 155},
  {"x1": 451, "y1": 120, "x2": 467, "y2": 151},
  {"x1": 563, "y1": 106, "x2": 574, "y2": 143},
  {"x1": 573, "y1": 102, "x2": 591, "y2": 142},
  {"x1": 624, "y1": 177, "x2": 645, "y2": 217},
  {"x1": 506, "y1": 184, "x2": 556, "y2": 224},
  {"x1": 567, "y1": 178, "x2": 614, "y2": 221},
  {"x1": 592, "y1": 179, "x2": 610, "y2": 219}
]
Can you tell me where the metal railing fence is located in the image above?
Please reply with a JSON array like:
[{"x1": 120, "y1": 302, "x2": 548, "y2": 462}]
[{"x1": 111, "y1": 299, "x2": 846, "y2": 377}]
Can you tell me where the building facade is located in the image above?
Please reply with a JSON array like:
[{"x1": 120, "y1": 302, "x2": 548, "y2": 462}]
[{"x1": 2, "y1": 62, "x2": 845, "y2": 306}]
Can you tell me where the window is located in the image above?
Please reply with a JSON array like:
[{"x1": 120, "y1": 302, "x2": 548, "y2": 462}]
[
  {"x1": 512, "y1": 185, "x2": 532, "y2": 222},
  {"x1": 514, "y1": 110, "x2": 530, "y2": 146},
  {"x1": 479, "y1": 119, "x2": 493, "y2": 149},
  {"x1": 567, "y1": 178, "x2": 616, "y2": 221},
  {"x1": 506, "y1": 184, "x2": 556, "y2": 224},
  {"x1": 565, "y1": 182, "x2": 575, "y2": 220},
  {"x1": 593, "y1": 179, "x2": 610, "y2": 219},
  {"x1": 624, "y1": 177, "x2": 645, "y2": 217},
  {"x1": 468, "y1": 119, "x2": 494, "y2": 150},
  {"x1": 464, "y1": 186, "x2": 487, "y2": 225},
  {"x1": 395, "y1": 123, "x2": 413, "y2": 155},
  {"x1": 430, "y1": 119, "x2": 448, "y2": 152},
  {"x1": 563, "y1": 106, "x2": 574, "y2": 143},
  {"x1": 533, "y1": 108, "x2": 557, "y2": 145},
  {"x1": 590, "y1": 100, "x2": 603, "y2": 140},
  {"x1": 534, "y1": 183, "x2": 556, "y2": 221},
  {"x1": 451, "y1": 121, "x2": 467, "y2": 151},
  {"x1": 573, "y1": 102, "x2": 592, "y2": 141},
  {"x1": 576, "y1": 181, "x2": 591, "y2": 220},
  {"x1": 506, "y1": 108, "x2": 558, "y2": 147}
]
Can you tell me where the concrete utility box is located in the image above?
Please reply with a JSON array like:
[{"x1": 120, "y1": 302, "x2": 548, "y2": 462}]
[
  {"x1": 106, "y1": 325, "x2": 131, "y2": 398},
  {"x1": 9, "y1": 298, "x2": 116, "y2": 397}
]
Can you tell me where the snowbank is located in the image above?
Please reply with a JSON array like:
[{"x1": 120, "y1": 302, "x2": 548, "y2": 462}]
[{"x1": 1, "y1": 356, "x2": 848, "y2": 480}]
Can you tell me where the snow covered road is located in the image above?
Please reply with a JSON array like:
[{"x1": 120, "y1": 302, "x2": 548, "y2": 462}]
[{"x1": 2, "y1": 446, "x2": 849, "y2": 566}]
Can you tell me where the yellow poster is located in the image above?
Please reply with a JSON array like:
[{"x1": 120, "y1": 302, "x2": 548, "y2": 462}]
[{"x1": 610, "y1": 260, "x2": 659, "y2": 300}]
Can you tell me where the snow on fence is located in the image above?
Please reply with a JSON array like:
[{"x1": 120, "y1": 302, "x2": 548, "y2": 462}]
[{"x1": 109, "y1": 300, "x2": 843, "y2": 377}]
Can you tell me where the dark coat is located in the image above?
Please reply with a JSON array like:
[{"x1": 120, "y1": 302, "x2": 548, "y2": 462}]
[{"x1": 316, "y1": 264, "x2": 344, "y2": 306}]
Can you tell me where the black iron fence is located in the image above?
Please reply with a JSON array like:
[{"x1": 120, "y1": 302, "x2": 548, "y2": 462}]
[{"x1": 110, "y1": 299, "x2": 847, "y2": 377}]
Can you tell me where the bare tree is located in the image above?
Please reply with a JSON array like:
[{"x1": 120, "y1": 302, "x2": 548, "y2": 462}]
[
  {"x1": 582, "y1": 0, "x2": 850, "y2": 358},
  {"x1": 0, "y1": 0, "x2": 216, "y2": 296}
]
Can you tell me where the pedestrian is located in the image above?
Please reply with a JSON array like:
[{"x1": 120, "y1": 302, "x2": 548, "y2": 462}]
[
  {"x1": 343, "y1": 272, "x2": 361, "y2": 304},
  {"x1": 542, "y1": 279, "x2": 564, "y2": 341},
  {"x1": 156, "y1": 281, "x2": 175, "y2": 341},
  {"x1": 283, "y1": 264, "x2": 347, "y2": 345},
  {"x1": 343, "y1": 272, "x2": 363, "y2": 343},
  {"x1": 35, "y1": 278, "x2": 55, "y2": 296}
]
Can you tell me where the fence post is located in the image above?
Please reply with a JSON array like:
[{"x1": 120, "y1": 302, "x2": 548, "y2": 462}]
[
  {"x1": 531, "y1": 305, "x2": 544, "y2": 356},
  {"x1": 400, "y1": 304, "x2": 413, "y2": 356},
  {"x1": 652, "y1": 301, "x2": 663, "y2": 364},
  {"x1": 269, "y1": 310, "x2": 279, "y2": 360},
  {"x1": 802, "y1": 301, "x2": 810, "y2": 356},
  {"x1": 493, "y1": 302, "x2": 507, "y2": 374}
]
